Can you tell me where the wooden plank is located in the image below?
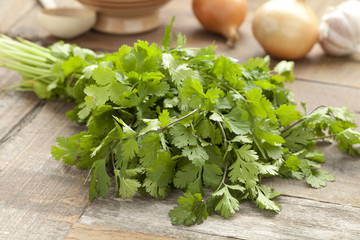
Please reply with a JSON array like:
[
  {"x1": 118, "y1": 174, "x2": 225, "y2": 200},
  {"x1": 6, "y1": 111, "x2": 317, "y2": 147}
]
[
  {"x1": 0, "y1": 100, "x2": 89, "y2": 240},
  {"x1": 65, "y1": 223, "x2": 179, "y2": 240},
  {"x1": 76, "y1": 191, "x2": 360, "y2": 240},
  {"x1": 285, "y1": 79, "x2": 360, "y2": 114},
  {"x1": 0, "y1": 69, "x2": 40, "y2": 141}
]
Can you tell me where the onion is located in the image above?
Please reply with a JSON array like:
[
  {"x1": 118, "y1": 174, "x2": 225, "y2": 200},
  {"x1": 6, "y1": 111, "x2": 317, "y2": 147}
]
[
  {"x1": 252, "y1": 0, "x2": 319, "y2": 60},
  {"x1": 192, "y1": 0, "x2": 248, "y2": 47}
]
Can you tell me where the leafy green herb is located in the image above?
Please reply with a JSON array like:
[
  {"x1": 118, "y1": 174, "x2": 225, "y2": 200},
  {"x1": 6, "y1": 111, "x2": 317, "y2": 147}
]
[{"x1": 0, "y1": 21, "x2": 359, "y2": 226}]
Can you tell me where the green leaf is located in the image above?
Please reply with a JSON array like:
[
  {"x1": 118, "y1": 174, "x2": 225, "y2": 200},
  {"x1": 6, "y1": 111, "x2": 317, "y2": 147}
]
[
  {"x1": 283, "y1": 127, "x2": 315, "y2": 152},
  {"x1": 169, "y1": 192, "x2": 208, "y2": 226},
  {"x1": 147, "y1": 152, "x2": 176, "y2": 187},
  {"x1": 51, "y1": 136, "x2": 83, "y2": 165},
  {"x1": 223, "y1": 109, "x2": 251, "y2": 135},
  {"x1": 89, "y1": 159, "x2": 112, "y2": 201},
  {"x1": 143, "y1": 178, "x2": 169, "y2": 199},
  {"x1": 212, "y1": 186, "x2": 240, "y2": 219},
  {"x1": 121, "y1": 137, "x2": 139, "y2": 161},
  {"x1": 300, "y1": 160, "x2": 335, "y2": 188},
  {"x1": 254, "y1": 185, "x2": 282, "y2": 212},
  {"x1": 159, "y1": 109, "x2": 170, "y2": 128},
  {"x1": 182, "y1": 145, "x2": 209, "y2": 167},
  {"x1": 203, "y1": 164, "x2": 223, "y2": 190},
  {"x1": 275, "y1": 104, "x2": 302, "y2": 127},
  {"x1": 335, "y1": 129, "x2": 360, "y2": 157},
  {"x1": 161, "y1": 16, "x2": 175, "y2": 50},
  {"x1": 285, "y1": 155, "x2": 301, "y2": 171},
  {"x1": 114, "y1": 169, "x2": 141, "y2": 199},
  {"x1": 173, "y1": 163, "x2": 201, "y2": 189},
  {"x1": 170, "y1": 124, "x2": 198, "y2": 148},
  {"x1": 139, "y1": 133, "x2": 161, "y2": 167},
  {"x1": 84, "y1": 84, "x2": 109, "y2": 107},
  {"x1": 246, "y1": 88, "x2": 277, "y2": 123},
  {"x1": 92, "y1": 65, "x2": 114, "y2": 85},
  {"x1": 273, "y1": 60, "x2": 294, "y2": 82}
]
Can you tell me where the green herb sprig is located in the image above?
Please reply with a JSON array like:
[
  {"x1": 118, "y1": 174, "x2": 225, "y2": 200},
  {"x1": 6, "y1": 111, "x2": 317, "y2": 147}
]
[{"x1": 1, "y1": 18, "x2": 359, "y2": 226}]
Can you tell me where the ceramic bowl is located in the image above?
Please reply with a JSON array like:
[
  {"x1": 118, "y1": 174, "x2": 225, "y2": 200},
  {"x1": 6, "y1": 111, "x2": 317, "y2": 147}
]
[
  {"x1": 38, "y1": 8, "x2": 97, "y2": 39},
  {"x1": 76, "y1": 0, "x2": 170, "y2": 34}
]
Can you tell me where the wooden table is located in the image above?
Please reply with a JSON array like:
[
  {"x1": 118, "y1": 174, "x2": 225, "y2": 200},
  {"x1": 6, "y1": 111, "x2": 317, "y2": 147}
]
[{"x1": 1, "y1": 0, "x2": 360, "y2": 239}]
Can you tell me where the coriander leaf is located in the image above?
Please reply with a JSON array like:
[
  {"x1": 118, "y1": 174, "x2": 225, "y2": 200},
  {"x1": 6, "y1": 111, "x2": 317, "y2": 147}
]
[
  {"x1": 173, "y1": 163, "x2": 201, "y2": 189},
  {"x1": 147, "y1": 152, "x2": 176, "y2": 187},
  {"x1": 114, "y1": 169, "x2": 141, "y2": 199},
  {"x1": 92, "y1": 65, "x2": 114, "y2": 85},
  {"x1": 170, "y1": 124, "x2": 198, "y2": 148},
  {"x1": 139, "y1": 133, "x2": 160, "y2": 167},
  {"x1": 285, "y1": 155, "x2": 301, "y2": 171},
  {"x1": 213, "y1": 55, "x2": 243, "y2": 89},
  {"x1": 275, "y1": 104, "x2": 302, "y2": 127},
  {"x1": 283, "y1": 127, "x2": 315, "y2": 152},
  {"x1": 300, "y1": 160, "x2": 335, "y2": 188},
  {"x1": 169, "y1": 192, "x2": 208, "y2": 226},
  {"x1": 246, "y1": 88, "x2": 277, "y2": 123},
  {"x1": 236, "y1": 144, "x2": 259, "y2": 162},
  {"x1": 89, "y1": 159, "x2": 112, "y2": 201},
  {"x1": 182, "y1": 145, "x2": 209, "y2": 167},
  {"x1": 254, "y1": 122, "x2": 285, "y2": 146},
  {"x1": 143, "y1": 178, "x2": 169, "y2": 199},
  {"x1": 51, "y1": 136, "x2": 82, "y2": 165},
  {"x1": 254, "y1": 185, "x2": 281, "y2": 212},
  {"x1": 84, "y1": 84, "x2": 109, "y2": 107},
  {"x1": 161, "y1": 16, "x2": 175, "y2": 50},
  {"x1": 121, "y1": 137, "x2": 139, "y2": 161},
  {"x1": 273, "y1": 60, "x2": 294, "y2": 82},
  {"x1": 223, "y1": 109, "x2": 251, "y2": 135},
  {"x1": 203, "y1": 164, "x2": 223, "y2": 190},
  {"x1": 335, "y1": 129, "x2": 360, "y2": 157},
  {"x1": 212, "y1": 186, "x2": 240, "y2": 219},
  {"x1": 159, "y1": 109, "x2": 170, "y2": 128}
]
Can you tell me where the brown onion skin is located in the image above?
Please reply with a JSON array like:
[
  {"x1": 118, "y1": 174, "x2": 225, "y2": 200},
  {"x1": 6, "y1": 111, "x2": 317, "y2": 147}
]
[
  {"x1": 252, "y1": 0, "x2": 318, "y2": 60},
  {"x1": 192, "y1": 0, "x2": 247, "y2": 47}
]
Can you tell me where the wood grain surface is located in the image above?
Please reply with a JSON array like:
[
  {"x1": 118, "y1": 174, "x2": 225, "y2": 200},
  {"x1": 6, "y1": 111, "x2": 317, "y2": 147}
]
[{"x1": 0, "y1": 0, "x2": 359, "y2": 239}]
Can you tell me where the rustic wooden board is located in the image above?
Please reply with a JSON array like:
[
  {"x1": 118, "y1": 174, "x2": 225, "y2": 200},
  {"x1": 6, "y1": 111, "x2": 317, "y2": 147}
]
[
  {"x1": 74, "y1": 191, "x2": 360, "y2": 240},
  {"x1": 0, "y1": 0, "x2": 360, "y2": 239},
  {"x1": 66, "y1": 223, "x2": 179, "y2": 240},
  {"x1": 0, "y1": 69, "x2": 40, "y2": 141},
  {"x1": 0, "y1": 100, "x2": 89, "y2": 240}
]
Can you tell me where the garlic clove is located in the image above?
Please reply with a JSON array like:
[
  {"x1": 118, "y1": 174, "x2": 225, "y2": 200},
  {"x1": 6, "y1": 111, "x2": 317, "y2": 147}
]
[
  {"x1": 319, "y1": 36, "x2": 354, "y2": 56},
  {"x1": 319, "y1": 0, "x2": 360, "y2": 57},
  {"x1": 325, "y1": 10, "x2": 357, "y2": 42},
  {"x1": 338, "y1": 0, "x2": 360, "y2": 38}
]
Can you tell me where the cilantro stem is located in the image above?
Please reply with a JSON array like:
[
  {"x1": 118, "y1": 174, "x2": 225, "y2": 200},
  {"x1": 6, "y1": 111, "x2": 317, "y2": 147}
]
[
  {"x1": 214, "y1": 122, "x2": 229, "y2": 193},
  {"x1": 312, "y1": 134, "x2": 337, "y2": 141},
  {"x1": 142, "y1": 108, "x2": 200, "y2": 135},
  {"x1": 281, "y1": 105, "x2": 328, "y2": 134}
]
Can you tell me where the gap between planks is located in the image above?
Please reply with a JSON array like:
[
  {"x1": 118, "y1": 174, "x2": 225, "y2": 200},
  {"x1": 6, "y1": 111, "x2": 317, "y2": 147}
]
[{"x1": 0, "y1": 100, "x2": 45, "y2": 145}]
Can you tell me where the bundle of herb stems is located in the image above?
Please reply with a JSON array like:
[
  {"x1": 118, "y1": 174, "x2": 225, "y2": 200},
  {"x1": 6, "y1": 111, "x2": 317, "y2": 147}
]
[{"x1": 0, "y1": 20, "x2": 359, "y2": 226}]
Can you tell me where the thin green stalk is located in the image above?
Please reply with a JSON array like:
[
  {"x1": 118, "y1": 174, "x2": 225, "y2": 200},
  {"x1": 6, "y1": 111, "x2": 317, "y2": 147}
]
[
  {"x1": 0, "y1": 50, "x2": 52, "y2": 69},
  {"x1": 16, "y1": 36, "x2": 51, "y2": 54},
  {"x1": 0, "y1": 36, "x2": 57, "y2": 62},
  {"x1": 0, "y1": 61, "x2": 52, "y2": 78},
  {"x1": 0, "y1": 48, "x2": 50, "y2": 63},
  {"x1": 141, "y1": 108, "x2": 200, "y2": 136}
]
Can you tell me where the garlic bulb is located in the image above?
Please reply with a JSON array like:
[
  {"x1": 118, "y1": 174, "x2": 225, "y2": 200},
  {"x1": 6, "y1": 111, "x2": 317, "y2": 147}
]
[{"x1": 319, "y1": 0, "x2": 360, "y2": 56}]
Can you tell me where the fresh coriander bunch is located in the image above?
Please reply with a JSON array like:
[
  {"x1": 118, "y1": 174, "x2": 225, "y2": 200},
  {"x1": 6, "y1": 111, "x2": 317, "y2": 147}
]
[{"x1": 1, "y1": 19, "x2": 359, "y2": 226}]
